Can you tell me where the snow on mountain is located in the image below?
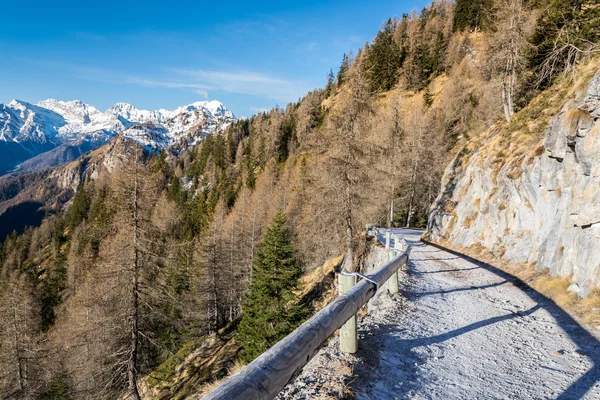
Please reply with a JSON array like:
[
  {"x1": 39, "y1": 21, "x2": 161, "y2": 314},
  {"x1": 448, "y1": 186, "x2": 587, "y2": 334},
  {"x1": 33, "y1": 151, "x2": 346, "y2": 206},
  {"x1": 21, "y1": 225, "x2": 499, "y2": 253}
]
[
  {"x1": 0, "y1": 100, "x2": 66, "y2": 146},
  {"x1": 0, "y1": 98, "x2": 235, "y2": 174},
  {"x1": 0, "y1": 98, "x2": 235, "y2": 150},
  {"x1": 37, "y1": 99, "x2": 102, "y2": 125}
]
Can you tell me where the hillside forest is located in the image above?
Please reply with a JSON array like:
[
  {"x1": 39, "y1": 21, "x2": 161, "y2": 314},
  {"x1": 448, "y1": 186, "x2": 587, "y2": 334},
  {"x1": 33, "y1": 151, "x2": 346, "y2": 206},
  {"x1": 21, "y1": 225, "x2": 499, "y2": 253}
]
[{"x1": 0, "y1": 0, "x2": 598, "y2": 398}]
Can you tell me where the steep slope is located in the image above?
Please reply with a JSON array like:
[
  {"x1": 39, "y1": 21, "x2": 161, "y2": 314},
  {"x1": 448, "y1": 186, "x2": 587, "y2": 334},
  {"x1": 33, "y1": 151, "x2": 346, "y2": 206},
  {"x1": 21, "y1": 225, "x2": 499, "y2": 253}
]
[
  {"x1": 428, "y1": 63, "x2": 600, "y2": 297},
  {"x1": 0, "y1": 99, "x2": 235, "y2": 174}
]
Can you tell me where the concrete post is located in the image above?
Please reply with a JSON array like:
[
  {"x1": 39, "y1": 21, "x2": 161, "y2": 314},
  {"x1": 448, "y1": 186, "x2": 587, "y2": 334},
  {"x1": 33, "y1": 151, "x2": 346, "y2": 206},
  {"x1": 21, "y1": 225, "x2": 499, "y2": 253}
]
[
  {"x1": 387, "y1": 249, "x2": 399, "y2": 295},
  {"x1": 385, "y1": 231, "x2": 399, "y2": 295},
  {"x1": 339, "y1": 273, "x2": 357, "y2": 353}
]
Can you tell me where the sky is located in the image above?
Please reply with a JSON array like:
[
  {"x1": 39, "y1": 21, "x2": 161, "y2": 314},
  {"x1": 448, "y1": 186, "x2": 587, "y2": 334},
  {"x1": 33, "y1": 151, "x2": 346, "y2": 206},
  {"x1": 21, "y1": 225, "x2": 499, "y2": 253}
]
[{"x1": 0, "y1": 0, "x2": 431, "y2": 117}]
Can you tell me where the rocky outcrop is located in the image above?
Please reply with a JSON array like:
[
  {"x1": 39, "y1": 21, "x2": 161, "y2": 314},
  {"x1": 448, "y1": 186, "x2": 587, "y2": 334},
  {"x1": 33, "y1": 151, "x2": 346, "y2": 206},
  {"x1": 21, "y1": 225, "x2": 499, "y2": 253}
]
[{"x1": 428, "y1": 70, "x2": 600, "y2": 297}]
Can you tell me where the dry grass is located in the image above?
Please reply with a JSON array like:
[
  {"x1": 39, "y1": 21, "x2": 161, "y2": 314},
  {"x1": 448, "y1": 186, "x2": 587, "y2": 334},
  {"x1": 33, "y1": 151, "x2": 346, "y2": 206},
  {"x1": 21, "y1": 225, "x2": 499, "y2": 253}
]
[
  {"x1": 193, "y1": 360, "x2": 246, "y2": 398},
  {"x1": 323, "y1": 358, "x2": 356, "y2": 400},
  {"x1": 580, "y1": 289, "x2": 600, "y2": 326},
  {"x1": 564, "y1": 108, "x2": 593, "y2": 136},
  {"x1": 303, "y1": 255, "x2": 342, "y2": 287},
  {"x1": 464, "y1": 211, "x2": 479, "y2": 228},
  {"x1": 534, "y1": 274, "x2": 578, "y2": 308}
]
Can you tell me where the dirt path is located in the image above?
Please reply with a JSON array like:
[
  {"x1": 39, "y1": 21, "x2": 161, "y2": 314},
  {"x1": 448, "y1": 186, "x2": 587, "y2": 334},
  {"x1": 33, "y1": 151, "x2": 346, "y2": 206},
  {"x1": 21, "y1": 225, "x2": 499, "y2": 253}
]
[
  {"x1": 279, "y1": 229, "x2": 600, "y2": 399},
  {"x1": 351, "y1": 229, "x2": 600, "y2": 399}
]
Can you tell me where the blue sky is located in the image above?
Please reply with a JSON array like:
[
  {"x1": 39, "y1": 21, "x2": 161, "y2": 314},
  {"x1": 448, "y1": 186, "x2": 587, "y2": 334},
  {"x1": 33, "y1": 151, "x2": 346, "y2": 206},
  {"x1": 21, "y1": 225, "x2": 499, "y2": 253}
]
[{"x1": 0, "y1": 0, "x2": 430, "y2": 117}]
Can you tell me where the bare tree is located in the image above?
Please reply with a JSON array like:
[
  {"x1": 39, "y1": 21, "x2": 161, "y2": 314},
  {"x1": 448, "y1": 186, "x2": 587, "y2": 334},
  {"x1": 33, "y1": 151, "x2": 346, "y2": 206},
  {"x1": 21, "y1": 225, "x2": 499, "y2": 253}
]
[
  {"x1": 537, "y1": 27, "x2": 600, "y2": 86},
  {"x1": 0, "y1": 273, "x2": 43, "y2": 399},
  {"x1": 489, "y1": 0, "x2": 535, "y2": 122},
  {"x1": 315, "y1": 56, "x2": 381, "y2": 272},
  {"x1": 94, "y1": 143, "x2": 164, "y2": 399},
  {"x1": 398, "y1": 104, "x2": 442, "y2": 228}
]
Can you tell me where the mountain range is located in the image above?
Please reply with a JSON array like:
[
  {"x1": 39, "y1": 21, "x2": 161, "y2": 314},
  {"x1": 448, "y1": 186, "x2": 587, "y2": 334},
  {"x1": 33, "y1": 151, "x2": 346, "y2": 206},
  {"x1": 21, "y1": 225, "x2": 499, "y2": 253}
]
[{"x1": 0, "y1": 98, "x2": 235, "y2": 175}]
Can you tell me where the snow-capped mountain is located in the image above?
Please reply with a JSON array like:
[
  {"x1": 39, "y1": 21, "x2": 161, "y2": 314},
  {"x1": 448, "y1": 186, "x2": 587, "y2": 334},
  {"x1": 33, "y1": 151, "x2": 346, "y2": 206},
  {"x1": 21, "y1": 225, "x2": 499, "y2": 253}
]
[{"x1": 0, "y1": 98, "x2": 236, "y2": 174}]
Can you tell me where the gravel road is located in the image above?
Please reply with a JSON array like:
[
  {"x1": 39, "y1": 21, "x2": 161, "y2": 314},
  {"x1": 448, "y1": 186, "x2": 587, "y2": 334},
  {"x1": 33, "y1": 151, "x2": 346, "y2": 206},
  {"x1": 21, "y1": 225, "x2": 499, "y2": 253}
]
[{"x1": 280, "y1": 229, "x2": 600, "y2": 400}]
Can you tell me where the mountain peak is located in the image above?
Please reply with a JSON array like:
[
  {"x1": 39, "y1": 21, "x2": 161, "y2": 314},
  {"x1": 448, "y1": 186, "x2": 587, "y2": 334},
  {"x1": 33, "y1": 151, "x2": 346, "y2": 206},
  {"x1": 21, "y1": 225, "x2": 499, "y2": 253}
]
[
  {"x1": 0, "y1": 97, "x2": 236, "y2": 172},
  {"x1": 7, "y1": 99, "x2": 33, "y2": 110}
]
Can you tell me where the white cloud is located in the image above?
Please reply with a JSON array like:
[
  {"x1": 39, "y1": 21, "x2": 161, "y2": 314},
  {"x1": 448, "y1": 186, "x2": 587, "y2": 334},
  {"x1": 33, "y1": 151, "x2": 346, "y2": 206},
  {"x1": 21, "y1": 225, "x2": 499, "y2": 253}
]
[
  {"x1": 195, "y1": 89, "x2": 209, "y2": 99},
  {"x1": 170, "y1": 68, "x2": 310, "y2": 102},
  {"x1": 122, "y1": 76, "x2": 212, "y2": 91},
  {"x1": 29, "y1": 59, "x2": 312, "y2": 104}
]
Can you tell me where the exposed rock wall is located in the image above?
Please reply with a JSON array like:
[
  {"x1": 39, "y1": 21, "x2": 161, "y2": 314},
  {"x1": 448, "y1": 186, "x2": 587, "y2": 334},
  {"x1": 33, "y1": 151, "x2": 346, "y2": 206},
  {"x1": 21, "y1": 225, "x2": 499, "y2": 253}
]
[{"x1": 428, "y1": 70, "x2": 600, "y2": 297}]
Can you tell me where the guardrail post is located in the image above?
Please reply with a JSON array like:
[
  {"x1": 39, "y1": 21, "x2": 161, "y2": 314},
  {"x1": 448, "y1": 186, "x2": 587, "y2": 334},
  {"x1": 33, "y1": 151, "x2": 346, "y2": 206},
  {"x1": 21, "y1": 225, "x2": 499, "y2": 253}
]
[
  {"x1": 387, "y1": 249, "x2": 399, "y2": 295},
  {"x1": 386, "y1": 232, "x2": 399, "y2": 295},
  {"x1": 339, "y1": 273, "x2": 357, "y2": 353}
]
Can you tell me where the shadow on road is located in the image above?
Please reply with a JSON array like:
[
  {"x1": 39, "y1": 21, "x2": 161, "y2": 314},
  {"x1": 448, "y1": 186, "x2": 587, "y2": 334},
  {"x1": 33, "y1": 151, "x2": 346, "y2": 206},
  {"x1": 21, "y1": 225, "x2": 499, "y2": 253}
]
[
  {"x1": 421, "y1": 240, "x2": 600, "y2": 400},
  {"x1": 354, "y1": 230, "x2": 600, "y2": 399},
  {"x1": 410, "y1": 256, "x2": 461, "y2": 262},
  {"x1": 404, "y1": 279, "x2": 510, "y2": 298},
  {"x1": 417, "y1": 266, "x2": 480, "y2": 274},
  {"x1": 405, "y1": 303, "x2": 542, "y2": 348}
]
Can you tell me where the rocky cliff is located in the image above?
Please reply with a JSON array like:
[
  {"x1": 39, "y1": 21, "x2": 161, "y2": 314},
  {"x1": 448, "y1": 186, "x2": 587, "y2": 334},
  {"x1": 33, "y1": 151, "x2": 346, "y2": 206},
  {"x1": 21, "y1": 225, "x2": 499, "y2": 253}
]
[{"x1": 428, "y1": 67, "x2": 600, "y2": 297}]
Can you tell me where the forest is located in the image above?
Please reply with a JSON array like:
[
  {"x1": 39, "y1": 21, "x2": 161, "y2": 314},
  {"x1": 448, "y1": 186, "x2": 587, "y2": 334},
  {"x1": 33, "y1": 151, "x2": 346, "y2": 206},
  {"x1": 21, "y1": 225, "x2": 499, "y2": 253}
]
[{"x1": 0, "y1": 0, "x2": 598, "y2": 398}]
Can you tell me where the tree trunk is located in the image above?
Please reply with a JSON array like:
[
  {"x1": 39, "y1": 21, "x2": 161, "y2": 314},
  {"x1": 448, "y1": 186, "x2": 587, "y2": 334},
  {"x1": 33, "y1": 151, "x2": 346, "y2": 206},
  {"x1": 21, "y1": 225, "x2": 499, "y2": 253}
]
[
  {"x1": 10, "y1": 284, "x2": 25, "y2": 393},
  {"x1": 405, "y1": 197, "x2": 415, "y2": 228},
  {"x1": 406, "y1": 138, "x2": 420, "y2": 228},
  {"x1": 127, "y1": 161, "x2": 141, "y2": 400},
  {"x1": 344, "y1": 170, "x2": 354, "y2": 272},
  {"x1": 502, "y1": 80, "x2": 512, "y2": 123}
]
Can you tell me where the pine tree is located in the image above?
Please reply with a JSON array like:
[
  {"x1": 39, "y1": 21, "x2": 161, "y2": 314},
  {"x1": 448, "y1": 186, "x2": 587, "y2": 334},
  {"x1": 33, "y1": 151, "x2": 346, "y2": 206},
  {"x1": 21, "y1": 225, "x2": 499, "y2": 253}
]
[
  {"x1": 236, "y1": 210, "x2": 305, "y2": 363},
  {"x1": 531, "y1": 0, "x2": 600, "y2": 87},
  {"x1": 69, "y1": 185, "x2": 90, "y2": 229},
  {"x1": 453, "y1": 0, "x2": 492, "y2": 32},
  {"x1": 337, "y1": 53, "x2": 350, "y2": 86},
  {"x1": 324, "y1": 69, "x2": 335, "y2": 98},
  {"x1": 366, "y1": 18, "x2": 404, "y2": 92}
]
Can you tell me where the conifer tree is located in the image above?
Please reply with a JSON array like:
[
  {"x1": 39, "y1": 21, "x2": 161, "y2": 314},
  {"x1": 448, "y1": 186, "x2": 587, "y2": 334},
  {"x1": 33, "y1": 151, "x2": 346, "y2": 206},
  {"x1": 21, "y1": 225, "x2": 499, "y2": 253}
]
[
  {"x1": 531, "y1": 0, "x2": 600, "y2": 87},
  {"x1": 236, "y1": 210, "x2": 305, "y2": 363},
  {"x1": 453, "y1": 0, "x2": 492, "y2": 32},
  {"x1": 366, "y1": 18, "x2": 403, "y2": 92},
  {"x1": 337, "y1": 53, "x2": 350, "y2": 86},
  {"x1": 324, "y1": 69, "x2": 335, "y2": 98}
]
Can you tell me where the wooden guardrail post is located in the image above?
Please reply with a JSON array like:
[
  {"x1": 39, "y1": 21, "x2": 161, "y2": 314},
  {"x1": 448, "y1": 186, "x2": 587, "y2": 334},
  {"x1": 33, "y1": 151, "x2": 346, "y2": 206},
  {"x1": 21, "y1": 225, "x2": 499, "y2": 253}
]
[{"x1": 339, "y1": 273, "x2": 357, "y2": 353}]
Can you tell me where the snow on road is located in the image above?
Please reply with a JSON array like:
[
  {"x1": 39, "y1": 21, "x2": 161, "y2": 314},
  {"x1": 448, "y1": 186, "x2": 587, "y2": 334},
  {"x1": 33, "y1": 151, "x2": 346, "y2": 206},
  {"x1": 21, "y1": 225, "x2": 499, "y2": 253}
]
[{"x1": 279, "y1": 229, "x2": 600, "y2": 400}]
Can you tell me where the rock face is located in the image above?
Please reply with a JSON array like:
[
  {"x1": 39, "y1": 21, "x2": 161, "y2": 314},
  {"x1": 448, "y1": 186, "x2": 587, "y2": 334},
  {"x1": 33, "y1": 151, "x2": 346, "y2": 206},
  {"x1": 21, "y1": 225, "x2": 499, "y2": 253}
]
[{"x1": 428, "y1": 70, "x2": 600, "y2": 297}]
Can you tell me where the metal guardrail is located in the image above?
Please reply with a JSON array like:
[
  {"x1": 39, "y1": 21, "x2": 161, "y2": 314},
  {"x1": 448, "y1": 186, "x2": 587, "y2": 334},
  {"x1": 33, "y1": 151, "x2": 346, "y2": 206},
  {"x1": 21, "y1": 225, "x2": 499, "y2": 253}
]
[{"x1": 202, "y1": 239, "x2": 411, "y2": 400}]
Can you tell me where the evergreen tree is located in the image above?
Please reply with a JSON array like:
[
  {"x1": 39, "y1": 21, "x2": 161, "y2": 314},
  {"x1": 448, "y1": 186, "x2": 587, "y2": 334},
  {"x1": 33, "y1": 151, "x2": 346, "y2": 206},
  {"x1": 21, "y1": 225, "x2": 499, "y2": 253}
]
[
  {"x1": 236, "y1": 210, "x2": 305, "y2": 363},
  {"x1": 453, "y1": 0, "x2": 492, "y2": 32},
  {"x1": 423, "y1": 86, "x2": 434, "y2": 108},
  {"x1": 168, "y1": 176, "x2": 184, "y2": 204},
  {"x1": 324, "y1": 69, "x2": 335, "y2": 98},
  {"x1": 69, "y1": 185, "x2": 90, "y2": 228},
  {"x1": 530, "y1": 0, "x2": 600, "y2": 87},
  {"x1": 337, "y1": 53, "x2": 350, "y2": 87},
  {"x1": 366, "y1": 18, "x2": 404, "y2": 92}
]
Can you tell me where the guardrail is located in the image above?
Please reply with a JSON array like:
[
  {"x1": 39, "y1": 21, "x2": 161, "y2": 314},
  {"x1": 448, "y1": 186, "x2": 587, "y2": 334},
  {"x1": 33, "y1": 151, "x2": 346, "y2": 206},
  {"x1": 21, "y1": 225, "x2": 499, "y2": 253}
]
[{"x1": 203, "y1": 237, "x2": 411, "y2": 400}]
